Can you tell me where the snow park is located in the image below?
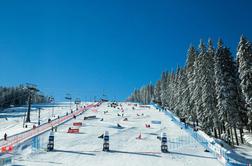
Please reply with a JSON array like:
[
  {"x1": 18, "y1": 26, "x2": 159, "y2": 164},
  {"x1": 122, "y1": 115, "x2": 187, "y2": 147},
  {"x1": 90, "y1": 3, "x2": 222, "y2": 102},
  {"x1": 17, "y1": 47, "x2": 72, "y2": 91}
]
[
  {"x1": 0, "y1": 102, "x2": 226, "y2": 165},
  {"x1": 1, "y1": 1, "x2": 252, "y2": 166},
  {"x1": 0, "y1": 101, "x2": 251, "y2": 165}
]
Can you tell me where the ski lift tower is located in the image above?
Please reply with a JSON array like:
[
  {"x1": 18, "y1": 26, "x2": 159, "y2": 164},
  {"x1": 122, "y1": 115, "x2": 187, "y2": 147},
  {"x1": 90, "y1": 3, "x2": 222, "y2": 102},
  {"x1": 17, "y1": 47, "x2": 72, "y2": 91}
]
[
  {"x1": 65, "y1": 93, "x2": 72, "y2": 111},
  {"x1": 75, "y1": 98, "x2": 81, "y2": 110},
  {"x1": 101, "y1": 89, "x2": 108, "y2": 102},
  {"x1": 25, "y1": 83, "x2": 39, "y2": 123},
  {"x1": 49, "y1": 96, "x2": 55, "y2": 117}
]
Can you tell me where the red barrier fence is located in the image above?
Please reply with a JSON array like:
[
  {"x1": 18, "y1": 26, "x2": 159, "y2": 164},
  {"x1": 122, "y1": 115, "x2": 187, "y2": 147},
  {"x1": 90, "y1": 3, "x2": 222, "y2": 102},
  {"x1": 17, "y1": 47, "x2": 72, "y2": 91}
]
[{"x1": 0, "y1": 102, "x2": 101, "y2": 153}]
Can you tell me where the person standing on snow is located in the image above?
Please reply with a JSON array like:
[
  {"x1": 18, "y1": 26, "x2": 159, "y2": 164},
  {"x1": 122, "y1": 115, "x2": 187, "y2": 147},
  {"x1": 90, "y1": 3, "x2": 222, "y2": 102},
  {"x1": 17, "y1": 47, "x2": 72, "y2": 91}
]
[{"x1": 4, "y1": 133, "x2": 7, "y2": 141}]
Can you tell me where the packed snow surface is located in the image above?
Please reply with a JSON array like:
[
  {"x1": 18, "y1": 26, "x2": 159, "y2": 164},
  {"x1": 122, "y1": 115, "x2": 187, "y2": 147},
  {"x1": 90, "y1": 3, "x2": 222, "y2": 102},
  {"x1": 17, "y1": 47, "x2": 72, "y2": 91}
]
[{"x1": 10, "y1": 102, "x2": 221, "y2": 166}]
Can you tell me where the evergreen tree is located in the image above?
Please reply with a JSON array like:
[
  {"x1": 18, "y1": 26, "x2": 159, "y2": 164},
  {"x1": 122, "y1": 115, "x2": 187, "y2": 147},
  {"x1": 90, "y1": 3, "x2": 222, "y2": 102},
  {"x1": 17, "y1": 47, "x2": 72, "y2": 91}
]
[
  {"x1": 215, "y1": 39, "x2": 241, "y2": 145},
  {"x1": 198, "y1": 38, "x2": 218, "y2": 136},
  {"x1": 184, "y1": 46, "x2": 197, "y2": 115},
  {"x1": 237, "y1": 36, "x2": 252, "y2": 131},
  {"x1": 0, "y1": 85, "x2": 47, "y2": 111},
  {"x1": 128, "y1": 36, "x2": 252, "y2": 144},
  {"x1": 191, "y1": 40, "x2": 205, "y2": 127},
  {"x1": 154, "y1": 80, "x2": 162, "y2": 105}
]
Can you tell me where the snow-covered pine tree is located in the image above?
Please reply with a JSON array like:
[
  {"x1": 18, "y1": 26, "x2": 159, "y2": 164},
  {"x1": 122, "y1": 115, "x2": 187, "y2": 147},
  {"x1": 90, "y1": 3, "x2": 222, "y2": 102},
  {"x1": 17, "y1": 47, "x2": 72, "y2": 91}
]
[
  {"x1": 172, "y1": 67, "x2": 182, "y2": 116},
  {"x1": 190, "y1": 40, "x2": 204, "y2": 127},
  {"x1": 215, "y1": 39, "x2": 241, "y2": 145},
  {"x1": 234, "y1": 48, "x2": 248, "y2": 143},
  {"x1": 168, "y1": 71, "x2": 176, "y2": 110},
  {"x1": 174, "y1": 67, "x2": 187, "y2": 117},
  {"x1": 146, "y1": 83, "x2": 154, "y2": 104},
  {"x1": 197, "y1": 39, "x2": 216, "y2": 135},
  {"x1": 237, "y1": 35, "x2": 252, "y2": 131},
  {"x1": 235, "y1": 75, "x2": 248, "y2": 144},
  {"x1": 199, "y1": 39, "x2": 217, "y2": 137},
  {"x1": 184, "y1": 45, "x2": 197, "y2": 123},
  {"x1": 162, "y1": 72, "x2": 170, "y2": 108},
  {"x1": 160, "y1": 71, "x2": 168, "y2": 107},
  {"x1": 154, "y1": 80, "x2": 162, "y2": 105}
]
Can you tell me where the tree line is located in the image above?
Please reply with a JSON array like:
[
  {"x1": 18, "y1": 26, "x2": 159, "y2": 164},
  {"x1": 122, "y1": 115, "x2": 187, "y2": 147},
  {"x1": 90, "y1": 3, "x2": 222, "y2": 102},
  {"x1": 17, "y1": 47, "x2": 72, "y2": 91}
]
[
  {"x1": 0, "y1": 84, "x2": 48, "y2": 110},
  {"x1": 128, "y1": 36, "x2": 252, "y2": 146}
]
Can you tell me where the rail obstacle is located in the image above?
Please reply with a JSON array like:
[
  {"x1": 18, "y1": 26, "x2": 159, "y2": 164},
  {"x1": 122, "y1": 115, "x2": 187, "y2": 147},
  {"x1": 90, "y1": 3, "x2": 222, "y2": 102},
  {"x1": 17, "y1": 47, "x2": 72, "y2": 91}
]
[{"x1": 84, "y1": 115, "x2": 96, "y2": 120}]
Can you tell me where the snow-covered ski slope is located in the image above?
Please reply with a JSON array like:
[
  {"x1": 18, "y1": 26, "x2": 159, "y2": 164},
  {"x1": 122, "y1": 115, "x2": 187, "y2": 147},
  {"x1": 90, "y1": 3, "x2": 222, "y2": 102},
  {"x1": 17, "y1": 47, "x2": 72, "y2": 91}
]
[
  {"x1": 14, "y1": 102, "x2": 221, "y2": 166},
  {"x1": 0, "y1": 103, "x2": 76, "y2": 138},
  {"x1": 0, "y1": 102, "x2": 97, "y2": 150}
]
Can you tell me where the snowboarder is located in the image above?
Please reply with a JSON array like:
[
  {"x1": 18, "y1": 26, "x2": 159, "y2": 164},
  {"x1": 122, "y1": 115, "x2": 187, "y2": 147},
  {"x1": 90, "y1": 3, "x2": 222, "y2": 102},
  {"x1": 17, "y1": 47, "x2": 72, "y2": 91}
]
[
  {"x1": 136, "y1": 132, "x2": 142, "y2": 139},
  {"x1": 98, "y1": 134, "x2": 104, "y2": 139},
  {"x1": 145, "y1": 124, "x2": 150, "y2": 128},
  {"x1": 117, "y1": 123, "x2": 122, "y2": 128}
]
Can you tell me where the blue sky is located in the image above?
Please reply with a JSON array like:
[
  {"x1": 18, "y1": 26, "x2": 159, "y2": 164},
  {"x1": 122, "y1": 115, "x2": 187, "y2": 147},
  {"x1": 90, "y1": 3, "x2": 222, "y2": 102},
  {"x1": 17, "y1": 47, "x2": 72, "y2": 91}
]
[{"x1": 0, "y1": 0, "x2": 252, "y2": 101}]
